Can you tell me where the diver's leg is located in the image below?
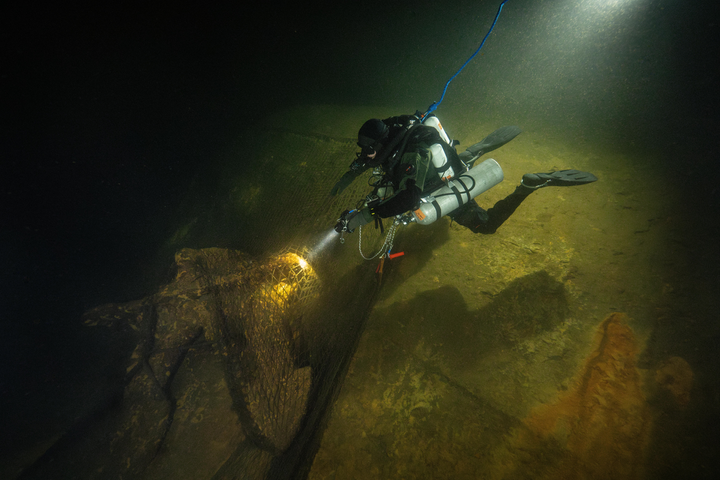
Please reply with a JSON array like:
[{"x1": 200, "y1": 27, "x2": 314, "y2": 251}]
[
  {"x1": 451, "y1": 169, "x2": 597, "y2": 234},
  {"x1": 480, "y1": 185, "x2": 534, "y2": 233},
  {"x1": 449, "y1": 199, "x2": 493, "y2": 234},
  {"x1": 449, "y1": 185, "x2": 533, "y2": 234}
]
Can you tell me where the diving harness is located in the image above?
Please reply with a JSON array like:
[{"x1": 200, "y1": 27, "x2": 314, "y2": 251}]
[
  {"x1": 334, "y1": 114, "x2": 467, "y2": 261},
  {"x1": 336, "y1": 177, "x2": 411, "y2": 261}
]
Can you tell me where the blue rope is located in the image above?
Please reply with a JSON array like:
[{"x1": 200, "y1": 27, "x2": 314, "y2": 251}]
[{"x1": 422, "y1": 0, "x2": 511, "y2": 120}]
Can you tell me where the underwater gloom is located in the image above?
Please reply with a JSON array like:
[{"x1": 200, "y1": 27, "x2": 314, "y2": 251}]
[{"x1": 2, "y1": 0, "x2": 718, "y2": 479}]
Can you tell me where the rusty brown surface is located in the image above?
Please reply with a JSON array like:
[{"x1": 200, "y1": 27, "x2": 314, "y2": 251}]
[{"x1": 515, "y1": 312, "x2": 653, "y2": 479}]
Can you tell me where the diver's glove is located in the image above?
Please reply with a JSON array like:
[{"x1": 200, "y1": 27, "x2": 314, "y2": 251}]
[
  {"x1": 334, "y1": 209, "x2": 354, "y2": 233},
  {"x1": 334, "y1": 208, "x2": 373, "y2": 233},
  {"x1": 330, "y1": 171, "x2": 357, "y2": 196}
]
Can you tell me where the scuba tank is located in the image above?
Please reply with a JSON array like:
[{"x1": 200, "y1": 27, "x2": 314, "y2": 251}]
[
  {"x1": 423, "y1": 115, "x2": 451, "y2": 144},
  {"x1": 423, "y1": 115, "x2": 457, "y2": 181},
  {"x1": 373, "y1": 115, "x2": 468, "y2": 205},
  {"x1": 427, "y1": 144, "x2": 455, "y2": 182},
  {"x1": 409, "y1": 158, "x2": 504, "y2": 225},
  {"x1": 358, "y1": 115, "x2": 501, "y2": 226}
]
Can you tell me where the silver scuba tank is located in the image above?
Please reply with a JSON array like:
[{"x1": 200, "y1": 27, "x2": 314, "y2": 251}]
[
  {"x1": 423, "y1": 115, "x2": 451, "y2": 144},
  {"x1": 410, "y1": 158, "x2": 504, "y2": 225},
  {"x1": 423, "y1": 116, "x2": 457, "y2": 181},
  {"x1": 427, "y1": 143, "x2": 455, "y2": 182},
  {"x1": 377, "y1": 116, "x2": 454, "y2": 198}
]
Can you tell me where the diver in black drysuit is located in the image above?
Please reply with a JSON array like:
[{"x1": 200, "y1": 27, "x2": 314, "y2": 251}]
[{"x1": 331, "y1": 113, "x2": 596, "y2": 234}]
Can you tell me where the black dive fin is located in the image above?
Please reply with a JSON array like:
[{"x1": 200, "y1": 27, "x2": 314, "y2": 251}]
[
  {"x1": 521, "y1": 170, "x2": 598, "y2": 189},
  {"x1": 460, "y1": 125, "x2": 522, "y2": 167}
]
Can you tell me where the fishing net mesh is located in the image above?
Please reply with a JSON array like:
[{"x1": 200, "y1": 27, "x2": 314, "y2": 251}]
[{"x1": 22, "y1": 129, "x2": 389, "y2": 480}]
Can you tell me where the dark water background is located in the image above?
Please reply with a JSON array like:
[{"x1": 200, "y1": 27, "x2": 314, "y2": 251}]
[{"x1": 1, "y1": 0, "x2": 718, "y2": 470}]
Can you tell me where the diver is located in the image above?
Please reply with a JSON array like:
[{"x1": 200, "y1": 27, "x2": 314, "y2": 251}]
[{"x1": 331, "y1": 113, "x2": 597, "y2": 234}]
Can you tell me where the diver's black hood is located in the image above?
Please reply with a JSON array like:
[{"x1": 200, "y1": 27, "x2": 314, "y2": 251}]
[{"x1": 357, "y1": 119, "x2": 389, "y2": 153}]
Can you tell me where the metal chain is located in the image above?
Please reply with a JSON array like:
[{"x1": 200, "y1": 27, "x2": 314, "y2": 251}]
[{"x1": 358, "y1": 219, "x2": 401, "y2": 260}]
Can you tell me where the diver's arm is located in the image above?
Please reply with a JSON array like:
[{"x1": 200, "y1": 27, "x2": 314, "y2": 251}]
[
  {"x1": 329, "y1": 158, "x2": 370, "y2": 196},
  {"x1": 335, "y1": 184, "x2": 418, "y2": 233},
  {"x1": 370, "y1": 181, "x2": 422, "y2": 218},
  {"x1": 369, "y1": 150, "x2": 426, "y2": 218}
]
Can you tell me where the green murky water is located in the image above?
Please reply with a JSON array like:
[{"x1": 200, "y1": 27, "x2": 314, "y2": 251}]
[{"x1": 4, "y1": 0, "x2": 717, "y2": 478}]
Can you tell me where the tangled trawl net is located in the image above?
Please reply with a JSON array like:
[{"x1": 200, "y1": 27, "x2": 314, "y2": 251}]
[
  {"x1": 23, "y1": 131, "x2": 383, "y2": 480},
  {"x1": 193, "y1": 246, "x2": 379, "y2": 479},
  {"x1": 23, "y1": 245, "x2": 373, "y2": 480},
  {"x1": 198, "y1": 247, "x2": 321, "y2": 454}
]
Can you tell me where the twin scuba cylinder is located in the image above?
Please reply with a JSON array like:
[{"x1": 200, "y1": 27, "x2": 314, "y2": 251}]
[
  {"x1": 378, "y1": 116, "x2": 504, "y2": 226},
  {"x1": 375, "y1": 116, "x2": 458, "y2": 200},
  {"x1": 422, "y1": 116, "x2": 457, "y2": 181},
  {"x1": 409, "y1": 158, "x2": 503, "y2": 225}
]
